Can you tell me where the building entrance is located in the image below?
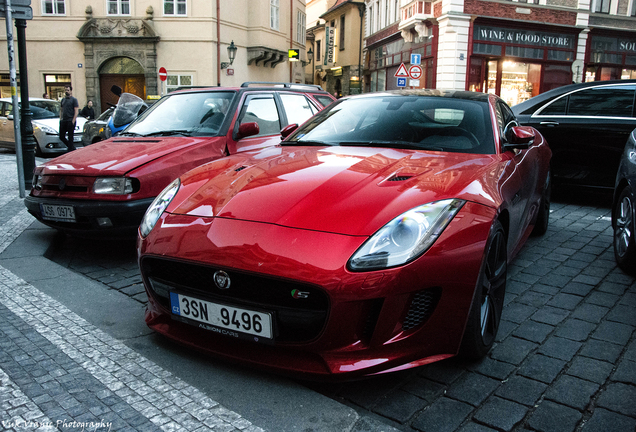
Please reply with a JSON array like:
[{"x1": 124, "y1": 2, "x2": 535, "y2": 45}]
[{"x1": 98, "y1": 57, "x2": 146, "y2": 112}]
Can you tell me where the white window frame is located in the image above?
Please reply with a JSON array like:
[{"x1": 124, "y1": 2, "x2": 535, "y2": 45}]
[
  {"x1": 166, "y1": 74, "x2": 193, "y2": 93},
  {"x1": 107, "y1": 0, "x2": 130, "y2": 16},
  {"x1": 297, "y1": 11, "x2": 306, "y2": 44},
  {"x1": 164, "y1": 0, "x2": 187, "y2": 16},
  {"x1": 270, "y1": 0, "x2": 280, "y2": 31},
  {"x1": 41, "y1": 0, "x2": 65, "y2": 15}
]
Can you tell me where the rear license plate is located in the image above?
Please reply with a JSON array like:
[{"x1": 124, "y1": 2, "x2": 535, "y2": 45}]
[
  {"x1": 40, "y1": 204, "x2": 76, "y2": 222},
  {"x1": 170, "y1": 292, "x2": 273, "y2": 339},
  {"x1": 73, "y1": 136, "x2": 82, "y2": 142}
]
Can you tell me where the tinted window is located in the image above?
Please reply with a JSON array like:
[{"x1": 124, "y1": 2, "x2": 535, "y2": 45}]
[
  {"x1": 314, "y1": 95, "x2": 335, "y2": 107},
  {"x1": 567, "y1": 85, "x2": 635, "y2": 117},
  {"x1": 538, "y1": 96, "x2": 567, "y2": 115},
  {"x1": 280, "y1": 94, "x2": 316, "y2": 126},
  {"x1": 239, "y1": 95, "x2": 281, "y2": 136}
]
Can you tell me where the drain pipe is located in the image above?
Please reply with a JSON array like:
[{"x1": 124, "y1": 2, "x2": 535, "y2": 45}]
[
  {"x1": 217, "y1": 0, "x2": 221, "y2": 86},
  {"x1": 290, "y1": 0, "x2": 293, "y2": 82}
]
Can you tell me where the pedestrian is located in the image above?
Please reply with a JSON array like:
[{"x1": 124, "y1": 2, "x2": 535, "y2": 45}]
[
  {"x1": 42, "y1": 93, "x2": 49, "y2": 99},
  {"x1": 59, "y1": 85, "x2": 79, "y2": 151},
  {"x1": 80, "y1": 100, "x2": 95, "y2": 120}
]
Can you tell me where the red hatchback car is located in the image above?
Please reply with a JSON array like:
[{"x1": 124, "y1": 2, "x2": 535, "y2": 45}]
[
  {"x1": 137, "y1": 90, "x2": 552, "y2": 379},
  {"x1": 25, "y1": 83, "x2": 335, "y2": 237}
]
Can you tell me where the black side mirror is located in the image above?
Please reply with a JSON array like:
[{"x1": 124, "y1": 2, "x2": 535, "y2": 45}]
[{"x1": 111, "y1": 85, "x2": 123, "y2": 97}]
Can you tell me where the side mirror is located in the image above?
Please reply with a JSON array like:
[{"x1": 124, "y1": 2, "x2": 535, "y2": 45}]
[
  {"x1": 503, "y1": 126, "x2": 535, "y2": 151},
  {"x1": 111, "y1": 85, "x2": 123, "y2": 97},
  {"x1": 7, "y1": 115, "x2": 13, "y2": 120},
  {"x1": 280, "y1": 123, "x2": 298, "y2": 139},
  {"x1": 237, "y1": 122, "x2": 259, "y2": 139}
]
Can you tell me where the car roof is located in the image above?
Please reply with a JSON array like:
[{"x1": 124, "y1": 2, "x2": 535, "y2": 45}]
[
  {"x1": 169, "y1": 82, "x2": 333, "y2": 95},
  {"x1": 340, "y1": 89, "x2": 493, "y2": 103}
]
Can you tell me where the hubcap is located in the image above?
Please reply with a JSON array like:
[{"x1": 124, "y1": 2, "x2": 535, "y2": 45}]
[
  {"x1": 615, "y1": 196, "x2": 633, "y2": 258},
  {"x1": 480, "y1": 230, "x2": 506, "y2": 345}
]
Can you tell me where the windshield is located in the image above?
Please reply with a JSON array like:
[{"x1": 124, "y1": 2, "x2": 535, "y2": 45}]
[
  {"x1": 22, "y1": 100, "x2": 61, "y2": 120},
  {"x1": 286, "y1": 94, "x2": 495, "y2": 154},
  {"x1": 125, "y1": 91, "x2": 236, "y2": 137}
]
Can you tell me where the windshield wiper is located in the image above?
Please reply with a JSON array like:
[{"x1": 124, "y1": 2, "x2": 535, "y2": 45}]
[
  {"x1": 143, "y1": 130, "x2": 193, "y2": 137},
  {"x1": 118, "y1": 132, "x2": 143, "y2": 137},
  {"x1": 281, "y1": 140, "x2": 334, "y2": 147}
]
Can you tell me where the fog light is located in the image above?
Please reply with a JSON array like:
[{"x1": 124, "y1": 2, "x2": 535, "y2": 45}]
[
  {"x1": 46, "y1": 143, "x2": 54, "y2": 148},
  {"x1": 96, "y1": 217, "x2": 113, "y2": 227}
]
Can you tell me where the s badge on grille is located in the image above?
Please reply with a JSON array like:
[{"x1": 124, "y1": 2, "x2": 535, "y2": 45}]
[
  {"x1": 213, "y1": 270, "x2": 231, "y2": 289},
  {"x1": 291, "y1": 289, "x2": 309, "y2": 299}
]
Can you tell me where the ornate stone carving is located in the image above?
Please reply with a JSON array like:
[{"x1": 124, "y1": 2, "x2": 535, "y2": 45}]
[
  {"x1": 77, "y1": 18, "x2": 159, "y2": 40},
  {"x1": 247, "y1": 47, "x2": 287, "y2": 68}
]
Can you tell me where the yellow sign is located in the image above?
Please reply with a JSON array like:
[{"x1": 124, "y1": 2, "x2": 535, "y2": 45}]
[
  {"x1": 147, "y1": 95, "x2": 161, "y2": 100},
  {"x1": 288, "y1": 49, "x2": 299, "y2": 61}
]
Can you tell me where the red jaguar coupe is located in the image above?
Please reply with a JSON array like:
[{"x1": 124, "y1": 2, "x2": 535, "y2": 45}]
[{"x1": 137, "y1": 90, "x2": 552, "y2": 379}]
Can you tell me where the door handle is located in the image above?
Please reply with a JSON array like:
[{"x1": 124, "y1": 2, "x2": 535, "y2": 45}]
[{"x1": 539, "y1": 121, "x2": 559, "y2": 126}]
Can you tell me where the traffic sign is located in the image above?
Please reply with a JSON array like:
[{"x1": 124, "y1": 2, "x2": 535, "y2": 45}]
[
  {"x1": 410, "y1": 54, "x2": 421, "y2": 65},
  {"x1": 288, "y1": 49, "x2": 299, "y2": 61},
  {"x1": 395, "y1": 63, "x2": 409, "y2": 78},
  {"x1": 397, "y1": 77, "x2": 407, "y2": 87},
  {"x1": 158, "y1": 67, "x2": 167, "y2": 82},
  {"x1": 409, "y1": 65, "x2": 423, "y2": 80},
  {"x1": 0, "y1": 4, "x2": 33, "y2": 19}
]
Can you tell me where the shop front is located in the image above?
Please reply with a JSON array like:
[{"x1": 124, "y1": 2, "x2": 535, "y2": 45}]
[
  {"x1": 467, "y1": 21, "x2": 577, "y2": 107},
  {"x1": 586, "y1": 31, "x2": 636, "y2": 81}
]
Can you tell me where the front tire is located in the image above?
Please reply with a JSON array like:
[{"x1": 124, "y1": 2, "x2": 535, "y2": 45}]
[
  {"x1": 460, "y1": 219, "x2": 507, "y2": 360},
  {"x1": 614, "y1": 186, "x2": 636, "y2": 275}
]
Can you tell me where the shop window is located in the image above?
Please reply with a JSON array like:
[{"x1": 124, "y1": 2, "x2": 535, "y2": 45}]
[
  {"x1": 543, "y1": 64, "x2": 572, "y2": 92},
  {"x1": 622, "y1": 69, "x2": 636, "y2": 79},
  {"x1": 377, "y1": 69, "x2": 386, "y2": 92},
  {"x1": 473, "y1": 44, "x2": 502, "y2": 56},
  {"x1": 600, "y1": 67, "x2": 621, "y2": 80},
  {"x1": 44, "y1": 73, "x2": 71, "y2": 100},
  {"x1": 498, "y1": 61, "x2": 540, "y2": 106},
  {"x1": 547, "y1": 50, "x2": 574, "y2": 61},
  {"x1": 505, "y1": 46, "x2": 543, "y2": 59},
  {"x1": 626, "y1": 56, "x2": 636, "y2": 66},
  {"x1": 568, "y1": 85, "x2": 635, "y2": 117}
]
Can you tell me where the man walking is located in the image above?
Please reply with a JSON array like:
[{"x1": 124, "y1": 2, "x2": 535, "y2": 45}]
[{"x1": 59, "y1": 85, "x2": 79, "y2": 151}]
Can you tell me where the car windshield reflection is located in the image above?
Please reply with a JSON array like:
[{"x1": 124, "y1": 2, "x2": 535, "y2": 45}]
[
  {"x1": 285, "y1": 94, "x2": 495, "y2": 154},
  {"x1": 126, "y1": 91, "x2": 235, "y2": 138}
]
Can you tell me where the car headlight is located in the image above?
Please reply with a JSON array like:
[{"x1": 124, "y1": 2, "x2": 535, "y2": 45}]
[
  {"x1": 139, "y1": 179, "x2": 180, "y2": 238},
  {"x1": 348, "y1": 199, "x2": 465, "y2": 271},
  {"x1": 93, "y1": 177, "x2": 134, "y2": 195},
  {"x1": 34, "y1": 124, "x2": 57, "y2": 135},
  {"x1": 32, "y1": 173, "x2": 42, "y2": 190}
]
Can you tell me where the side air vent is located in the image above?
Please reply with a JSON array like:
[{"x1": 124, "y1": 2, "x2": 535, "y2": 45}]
[
  {"x1": 388, "y1": 175, "x2": 413, "y2": 182},
  {"x1": 402, "y1": 287, "x2": 442, "y2": 331},
  {"x1": 234, "y1": 166, "x2": 247, "y2": 172}
]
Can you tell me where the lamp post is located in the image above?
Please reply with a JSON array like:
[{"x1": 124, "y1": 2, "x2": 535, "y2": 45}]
[
  {"x1": 221, "y1": 40, "x2": 237, "y2": 69},
  {"x1": 307, "y1": 47, "x2": 314, "y2": 84}
]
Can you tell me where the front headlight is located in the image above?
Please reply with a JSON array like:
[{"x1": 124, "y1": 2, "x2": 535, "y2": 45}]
[
  {"x1": 139, "y1": 179, "x2": 180, "y2": 238},
  {"x1": 34, "y1": 124, "x2": 57, "y2": 135},
  {"x1": 93, "y1": 177, "x2": 133, "y2": 195},
  {"x1": 348, "y1": 199, "x2": 465, "y2": 271}
]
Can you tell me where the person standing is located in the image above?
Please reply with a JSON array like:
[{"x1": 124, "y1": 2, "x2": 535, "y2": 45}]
[
  {"x1": 80, "y1": 100, "x2": 95, "y2": 120},
  {"x1": 59, "y1": 85, "x2": 79, "y2": 151}
]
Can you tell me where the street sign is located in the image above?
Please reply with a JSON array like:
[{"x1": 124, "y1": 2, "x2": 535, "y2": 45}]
[
  {"x1": 3, "y1": 0, "x2": 31, "y2": 5},
  {"x1": 408, "y1": 65, "x2": 423, "y2": 80},
  {"x1": 0, "y1": 4, "x2": 33, "y2": 19},
  {"x1": 288, "y1": 49, "x2": 299, "y2": 61},
  {"x1": 397, "y1": 77, "x2": 407, "y2": 87},
  {"x1": 395, "y1": 63, "x2": 409, "y2": 78},
  {"x1": 158, "y1": 67, "x2": 167, "y2": 82},
  {"x1": 410, "y1": 54, "x2": 421, "y2": 65}
]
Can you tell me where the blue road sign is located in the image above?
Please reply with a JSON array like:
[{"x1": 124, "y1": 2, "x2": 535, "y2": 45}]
[
  {"x1": 397, "y1": 77, "x2": 407, "y2": 87},
  {"x1": 411, "y1": 54, "x2": 421, "y2": 66}
]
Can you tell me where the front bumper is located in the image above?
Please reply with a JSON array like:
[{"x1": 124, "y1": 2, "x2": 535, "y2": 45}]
[
  {"x1": 138, "y1": 202, "x2": 496, "y2": 379},
  {"x1": 25, "y1": 195, "x2": 154, "y2": 237}
]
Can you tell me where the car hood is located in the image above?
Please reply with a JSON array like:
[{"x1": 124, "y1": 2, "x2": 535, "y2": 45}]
[
  {"x1": 37, "y1": 136, "x2": 220, "y2": 176},
  {"x1": 33, "y1": 117, "x2": 87, "y2": 133},
  {"x1": 170, "y1": 146, "x2": 503, "y2": 236}
]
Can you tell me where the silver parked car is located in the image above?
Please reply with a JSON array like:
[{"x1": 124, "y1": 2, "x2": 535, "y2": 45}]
[{"x1": 0, "y1": 97, "x2": 87, "y2": 156}]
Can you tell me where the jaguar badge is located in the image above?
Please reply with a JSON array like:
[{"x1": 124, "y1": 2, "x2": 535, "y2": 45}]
[{"x1": 213, "y1": 270, "x2": 231, "y2": 289}]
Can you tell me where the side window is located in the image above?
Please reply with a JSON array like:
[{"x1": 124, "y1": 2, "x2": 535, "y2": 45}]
[
  {"x1": 568, "y1": 85, "x2": 636, "y2": 117},
  {"x1": 280, "y1": 94, "x2": 316, "y2": 126},
  {"x1": 239, "y1": 95, "x2": 281, "y2": 137},
  {"x1": 314, "y1": 95, "x2": 335, "y2": 108},
  {"x1": 494, "y1": 102, "x2": 504, "y2": 136},
  {"x1": 539, "y1": 96, "x2": 567, "y2": 116},
  {"x1": 4, "y1": 103, "x2": 13, "y2": 117}
]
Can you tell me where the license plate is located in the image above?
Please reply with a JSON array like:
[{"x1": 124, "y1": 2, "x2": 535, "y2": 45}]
[
  {"x1": 40, "y1": 203, "x2": 76, "y2": 222},
  {"x1": 170, "y1": 292, "x2": 273, "y2": 339},
  {"x1": 73, "y1": 136, "x2": 82, "y2": 142}
]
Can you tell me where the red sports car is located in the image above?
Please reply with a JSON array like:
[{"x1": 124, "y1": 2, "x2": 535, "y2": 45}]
[{"x1": 137, "y1": 90, "x2": 551, "y2": 378}]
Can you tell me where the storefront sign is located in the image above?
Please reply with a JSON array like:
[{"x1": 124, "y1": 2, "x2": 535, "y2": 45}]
[
  {"x1": 474, "y1": 25, "x2": 574, "y2": 48},
  {"x1": 324, "y1": 26, "x2": 337, "y2": 67},
  {"x1": 592, "y1": 35, "x2": 636, "y2": 53}
]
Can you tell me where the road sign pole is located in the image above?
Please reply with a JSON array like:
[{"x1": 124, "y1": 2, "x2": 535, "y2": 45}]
[
  {"x1": 16, "y1": 18, "x2": 35, "y2": 190},
  {"x1": 4, "y1": 0, "x2": 25, "y2": 197}
]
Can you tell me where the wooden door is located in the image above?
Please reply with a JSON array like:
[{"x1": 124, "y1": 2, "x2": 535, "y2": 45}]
[{"x1": 99, "y1": 74, "x2": 146, "y2": 112}]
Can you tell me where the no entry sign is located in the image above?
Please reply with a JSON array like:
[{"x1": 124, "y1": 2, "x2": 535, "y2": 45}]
[
  {"x1": 408, "y1": 65, "x2": 423, "y2": 80},
  {"x1": 159, "y1": 67, "x2": 167, "y2": 82}
]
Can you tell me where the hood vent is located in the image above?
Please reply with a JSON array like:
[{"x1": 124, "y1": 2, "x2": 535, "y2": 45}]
[
  {"x1": 387, "y1": 175, "x2": 413, "y2": 182},
  {"x1": 234, "y1": 166, "x2": 248, "y2": 172}
]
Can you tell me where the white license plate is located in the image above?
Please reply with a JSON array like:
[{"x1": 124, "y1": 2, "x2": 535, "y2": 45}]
[
  {"x1": 73, "y1": 136, "x2": 82, "y2": 142},
  {"x1": 170, "y1": 292, "x2": 273, "y2": 339},
  {"x1": 40, "y1": 203, "x2": 76, "y2": 222}
]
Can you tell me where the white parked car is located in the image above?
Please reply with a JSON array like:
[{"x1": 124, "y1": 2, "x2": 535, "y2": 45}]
[{"x1": 0, "y1": 97, "x2": 87, "y2": 156}]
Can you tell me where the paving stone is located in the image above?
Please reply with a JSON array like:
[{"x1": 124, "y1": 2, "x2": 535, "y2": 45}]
[
  {"x1": 596, "y1": 382, "x2": 636, "y2": 417},
  {"x1": 544, "y1": 375, "x2": 599, "y2": 410},
  {"x1": 528, "y1": 400, "x2": 582, "y2": 432},
  {"x1": 512, "y1": 320, "x2": 554, "y2": 343},
  {"x1": 531, "y1": 307, "x2": 570, "y2": 325},
  {"x1": 566, "y1": 356, "x2": 614, "y2": 384},
  {"x1": 612, "y1": 359, "x2": 636, "y2": 385},
  {"x1": 572, "y1": 274, "x2": 603, "y2": 286},
  {"x1": 561, "y1": 282, "x2": 596, "y2": 296},
  {"x1": 412, "y1": 397, "x2": 473, "y2": 432},
  {"x1": 555, "y1": 318, "x2": 597, "y2": 342},
  {"x1": 495, "y1": 320, "x2": 518, "y2": 343},
  {"x1": 458, "y1": 422, "x2": 498, "y2": 432},
  {"x1": 516, "y1": 291, "x2": 552, "y2": 308},
  {"x1": 592, "y1": 321, "x2": 634, "y2": 345},
  {"x1": 581, "y1": 408, "x2": 636, "y2": 432},
  {"x1": 338, "y1": 375, "x2": 401, "y2": 409},
  {"x1": 538, "y1": 336, "x2": 582, "y2": 361},
  {"x1": 547, "y1": 293, "x2": 583, "y2": 310},
  {"x1": 598, "y1": 282, "x2": 629, "y2": 295},
  {"x1": 586, "y1": 292, "x2": 619, "y2": 308},
  {"x1": 606, "y1": 305, "x2": 636, "y2": 326},
  {"x1": 579, "y1": 339, "x2": 623, "y2": 363},
  {"x1": 467, "y1": 358, "x2": 515, "y2": 380},
  {"x1": 373, "y1": 390, "x2": 427, "y2": 424},
  {"x1": 472, "y1": 396, "x2": 527, "y2": 431},
  {"x1": 531, "y1": 284, "x2": 561, "y2": 295},
  {"x1": 418, "y1": 360, "x2": 465, "y2": 385},
  {"x1": 507, "y1": 280, "x2": 531, "y2": 295},
  {"x1": 494, "y1": 375, "x2": 547, "y2": 406},
  {"x1": 570, "y1": 303, "x2": 609, "y2": 324},
  {"x1": 490, "y1": 337, "x2": 538, "y2": 365},
  {"x1": 401, "y1": 377, "x2": 446, "y2": 403},
  {"x1": 518, "y1": 354, "x2": 566, "y2": 384},
  {"x1": 501, "y1": 303, "x2": 537, "y2": 324},
  {"x1": 511, "y1": 272, "x2": 541, "y2": 285},
  {"x1": 538, "y1": 274, "x2": 573, "y2": 287},
  {"x1": 445, "y1": 373, "x2": 500, "y2": 407},
  {"x1": 624, "y1": 339, "x2": 636, "y2": 361}
]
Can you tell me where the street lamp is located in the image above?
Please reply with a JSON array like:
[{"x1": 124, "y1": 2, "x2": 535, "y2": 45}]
[
  {"x1": 307, "y1": 47, "x2": 314, "y2": 84},
  {"x1": 221, "y1": 40, "x2": 237, "y2": 69}
]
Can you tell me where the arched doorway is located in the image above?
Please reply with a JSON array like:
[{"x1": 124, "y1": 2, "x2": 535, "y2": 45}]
[{"x1": 99, "y1": 57, "x2": 146, "y2": 112}]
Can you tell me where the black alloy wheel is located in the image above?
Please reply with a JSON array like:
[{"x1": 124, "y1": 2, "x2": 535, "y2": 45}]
[
  {"x1": 460, "y1": 219, "x2": 507, "y2": 359},
  {"x1": 614, "y1": 186, "x2": 636, "y2": 275},
  {"x1": 532, "y1": 170, "x2": 551, "y2": 236}
]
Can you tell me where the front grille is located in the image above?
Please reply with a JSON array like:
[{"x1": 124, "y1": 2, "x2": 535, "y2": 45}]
[
  {"x1": 402, "y1": 287, "x2": 441, "y2": 331},
  {"x1": 141, "y1": 257, "x2": 329, "y2": 343}
]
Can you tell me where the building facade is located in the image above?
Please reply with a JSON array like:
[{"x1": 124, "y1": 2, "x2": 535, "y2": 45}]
[
  {"x1": 0, "y1": 0, "x2": 310, "y2": 113},
  {"x1": 364, "y1": 0, "x2": 636, "y2": 106}
]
